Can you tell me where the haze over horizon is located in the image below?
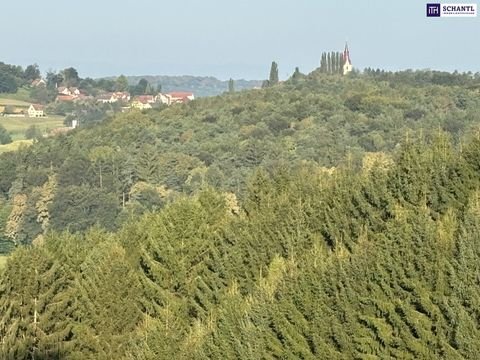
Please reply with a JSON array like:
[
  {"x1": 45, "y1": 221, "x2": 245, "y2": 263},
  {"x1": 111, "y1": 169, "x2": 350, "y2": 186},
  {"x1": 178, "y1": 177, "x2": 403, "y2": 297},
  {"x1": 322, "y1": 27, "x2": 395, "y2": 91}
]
[{"x1": 1, "y1": 0, "x2": 478, "y2": 80}]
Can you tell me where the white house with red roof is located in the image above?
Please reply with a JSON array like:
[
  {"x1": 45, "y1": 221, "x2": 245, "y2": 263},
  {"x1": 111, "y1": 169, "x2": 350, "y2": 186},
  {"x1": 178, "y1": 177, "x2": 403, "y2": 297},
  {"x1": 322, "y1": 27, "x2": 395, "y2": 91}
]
[
  {"x1": 57, "y1": 86, "x2": 71, "y2": 95},
  {"x1": 156, "y1": 92, "x2": 195, "y2": 105},
  {"x1": 131, "y1": 95, "x2": 155, "y2": 110},
  {"x1": 97, "y1": 93, "x2": 116, "y2": 104},
  {"x1": 97, "y1": 92, "x2": 131, "y2": 104},
  {"x1": 69, "y1": 87, "x2": 81, "y2": 96},
  {"x1": 28, "y1": 104, "x2": 46, "y2": 117},
  {"x1": 342, "y1": 42, "x2": 353, "y2": 75},
  {"x1": 114, "y1": 92, "x2": 131, "y2": 102},
  {"x1": 31, "y1": 79, "x2": 46, "y2": 87},
  {"x1": 156, "y1": 93, "x2": 171, "y2": 105},
  {"x1": 168, "y1": 92, "x2": 194, "y2": 104}
]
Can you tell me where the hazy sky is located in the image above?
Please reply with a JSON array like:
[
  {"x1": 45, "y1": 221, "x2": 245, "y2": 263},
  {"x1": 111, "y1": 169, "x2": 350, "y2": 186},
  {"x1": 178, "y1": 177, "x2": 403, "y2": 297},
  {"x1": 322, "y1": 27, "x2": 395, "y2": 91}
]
[{"x1": 1, "y1": 0, "x2": 478, "y2": 79}]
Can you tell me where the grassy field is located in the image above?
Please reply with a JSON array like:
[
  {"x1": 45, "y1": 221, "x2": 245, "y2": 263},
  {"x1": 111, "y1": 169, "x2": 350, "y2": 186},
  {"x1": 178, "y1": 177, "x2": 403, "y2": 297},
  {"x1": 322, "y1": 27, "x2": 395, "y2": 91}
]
[
  {"x1": 0, "y1": 116, "x2": 65, "y2": 140},
  {"x1": 0, "y1": 115, "x2": 65, "y2": 154},
  {"x1": 0, "y1": 98, "x2": 31, "y2": 107},
  {"x1": 0, "y1": 255, "x2": 7, "y2": 270},
  {"x1": 0, "y1": 87, "x2": 34, "y2": 103}
]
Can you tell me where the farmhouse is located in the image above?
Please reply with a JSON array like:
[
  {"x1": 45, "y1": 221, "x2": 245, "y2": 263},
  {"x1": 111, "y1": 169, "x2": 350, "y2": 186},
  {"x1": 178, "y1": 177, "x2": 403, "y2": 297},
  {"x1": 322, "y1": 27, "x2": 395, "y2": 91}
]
[
  {"x1": 57, "y1": 87, "x2": 71, "y2": 95},
  {"x1": 168, "y1": 92, "x2": 195, "y2": 104},
  {"x1": 31, "y1": 79, "x2": 46, "y2": 87},
  {"x1": 57, "y1": 87, "x2": 85, "y2": 97},
  {"x1": 28, "y1": 104, "x2": 45, "y2": 117},
  {"x1": 156, "y1": 93, "x2": 170, "y2": 105},
  {"x1": 97, "y1": 92, "x2": 131, "y2": 104},
  {"x1": 156, "y1": 92, "x2": 195, "y2": 105},
  {"x1": 97, "y1": 93, "x2": 116, "y2": 104},
  {"x1": 114, "y1": 92, "x2": 131, "y2": 102},
  {"x1": 70, "y1": 87, "x2": 81, "y2": 96},
  {"x1": 131, "y1": 96, "x2": 154, "y2": 110}
]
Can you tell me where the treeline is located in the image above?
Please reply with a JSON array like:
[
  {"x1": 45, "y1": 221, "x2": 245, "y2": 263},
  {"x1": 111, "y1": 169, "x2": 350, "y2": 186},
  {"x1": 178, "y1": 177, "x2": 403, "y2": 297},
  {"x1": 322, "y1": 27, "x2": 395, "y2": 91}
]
[
  {"x1": 0, "y1": 62, "x2": 40, "y2": 93},
  {"x1": 1, "y1": 135, "x2": 480, "y2": 358},
  {"x1": 0, "y1": 69, "x2": 480, "y2": 248},
  {"x1": 363, "y1": 68, "x2": 480, "y2": 87},
  {"x1": 0, "y1": 59, "x2": 162, "y2": 109},
  {"x1": 116, "y1": 75, "x2": 263, "y2": 97},
  {"x1": 319, "y1": 51, "x2": 345, "y2": 74}
]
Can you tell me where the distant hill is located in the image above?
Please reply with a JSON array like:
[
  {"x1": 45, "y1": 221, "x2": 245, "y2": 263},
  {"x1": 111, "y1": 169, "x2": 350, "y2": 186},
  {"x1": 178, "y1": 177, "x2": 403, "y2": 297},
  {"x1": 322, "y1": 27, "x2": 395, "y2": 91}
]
[{"x1": 109, "y1": 75, "x2": 263, "y2": 97}]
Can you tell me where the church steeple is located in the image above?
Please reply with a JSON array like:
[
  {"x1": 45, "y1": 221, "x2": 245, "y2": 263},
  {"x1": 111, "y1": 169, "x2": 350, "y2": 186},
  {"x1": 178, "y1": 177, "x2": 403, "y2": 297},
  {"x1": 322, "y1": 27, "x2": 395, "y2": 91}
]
[{"x1": 342, "y1": 42, "x2": 352, "y2": 75}]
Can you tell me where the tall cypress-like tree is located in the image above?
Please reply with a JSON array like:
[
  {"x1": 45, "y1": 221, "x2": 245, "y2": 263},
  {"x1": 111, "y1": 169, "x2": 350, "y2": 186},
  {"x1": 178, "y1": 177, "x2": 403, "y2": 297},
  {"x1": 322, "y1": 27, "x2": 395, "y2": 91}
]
[
  {"x1": 228, "y1": 78, "x2": 235, "y2": 93},
  {"x1": 269, "y1": 61, "x2": 279, "y2": 85},
  {"x1": 320, "y1": 53, "x2": 327, "y2": 72}
]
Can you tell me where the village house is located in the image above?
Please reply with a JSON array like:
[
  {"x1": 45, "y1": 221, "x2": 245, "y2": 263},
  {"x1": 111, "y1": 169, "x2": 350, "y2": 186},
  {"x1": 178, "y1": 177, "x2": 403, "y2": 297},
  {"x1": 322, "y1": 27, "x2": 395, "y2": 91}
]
[
  {"x1": 57, "y1": 86, "x2": 72, "y2": 96},
  {"x1": 31, "y1": 79, "x2": 46, "y2": 87},
  {"x1": 97, "y1": 93, "x2": 116, "y2": 104},
  {"x1": 57, "y1": 86, "x2": 84, "y2": 97},
  {"x1": 114, "y1": 92, "x2": 131, "y2": 102},
  {"x1": 69, "y1": 87, "x2": 81, "y2": 96},
  {"x1": 156, "y1": 92, "x2": 195, "y2": 105},
  {"x1": 156, "y1": 93, "x2": 171, "y2": 104},
  {"x1": 136, "y1": 95, "x2": 156, "y2": 104},
  {"x1": 131, "y1": 95, "x2": 155, "y2": 110},
  {"x1": 28, "y1": 104, "x2": 46, "y2": 117},
  {"x1": 55, "y1": 86, "x2": 89, "y2": 102},
  {"x1": 96, "y1": 92, "x2": 131, "y2": 104},
  {"x1": 168, "y1": 92, "x2": 195, "y2": 104}
]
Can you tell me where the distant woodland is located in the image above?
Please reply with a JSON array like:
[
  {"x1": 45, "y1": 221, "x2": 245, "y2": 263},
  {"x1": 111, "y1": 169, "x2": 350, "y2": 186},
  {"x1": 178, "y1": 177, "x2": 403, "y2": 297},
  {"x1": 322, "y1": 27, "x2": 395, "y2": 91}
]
[
  {"x1": 1, "y1": 66, "x2": 480, "y2": 359},
  {"x1": 114, "y1": 75, "x2": 263, "y2": 97}
]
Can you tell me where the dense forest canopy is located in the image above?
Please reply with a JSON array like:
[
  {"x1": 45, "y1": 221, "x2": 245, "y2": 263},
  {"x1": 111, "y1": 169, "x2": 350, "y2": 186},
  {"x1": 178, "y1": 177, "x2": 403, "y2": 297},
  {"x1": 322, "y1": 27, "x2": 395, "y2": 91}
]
[
  {"x1": 1, "y1": 67, "x2": 480, "y2": 358},
  {"x1": 1, "y1": 68, "x2": 480, "y2": 246}
]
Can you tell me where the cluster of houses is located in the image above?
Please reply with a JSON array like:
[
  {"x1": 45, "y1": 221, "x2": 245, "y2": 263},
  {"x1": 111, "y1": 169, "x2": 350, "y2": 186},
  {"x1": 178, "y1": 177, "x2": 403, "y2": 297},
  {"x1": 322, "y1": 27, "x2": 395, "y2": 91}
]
[
  {"x1": 56, "y1": 86, "x2": 89, "y2": 102},
  {"x1": 2, "y1": 79, "x2": 195, "y2": 119},
  {"x1": 130, "y1": 92, "x2": 195, "y2": 109},
  {"x1": 54, "y1": 86, "x2": 195, "y2": 109}
]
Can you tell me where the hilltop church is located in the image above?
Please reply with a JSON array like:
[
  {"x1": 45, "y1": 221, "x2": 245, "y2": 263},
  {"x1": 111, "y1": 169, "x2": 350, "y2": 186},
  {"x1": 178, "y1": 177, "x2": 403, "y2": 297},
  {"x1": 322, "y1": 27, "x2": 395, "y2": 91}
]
[{"x1": 342, "y1": 42, "x2": 353, "y2": 75}]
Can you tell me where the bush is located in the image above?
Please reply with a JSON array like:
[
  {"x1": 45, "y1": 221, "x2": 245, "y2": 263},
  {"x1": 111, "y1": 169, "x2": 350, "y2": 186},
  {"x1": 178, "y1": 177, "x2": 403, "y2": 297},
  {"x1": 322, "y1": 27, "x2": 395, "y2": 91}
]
[
  {"x1": 25, "y1": 125, "x2": 42, "y2": 140},
  {"x1": 0, "y1": 125, "x2": 12, "y2": 144}
]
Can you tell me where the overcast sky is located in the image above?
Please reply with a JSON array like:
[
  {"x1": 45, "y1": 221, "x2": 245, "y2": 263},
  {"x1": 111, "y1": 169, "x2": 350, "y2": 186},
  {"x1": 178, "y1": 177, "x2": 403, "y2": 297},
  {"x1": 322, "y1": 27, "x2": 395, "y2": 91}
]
[{"x1": 1, "y1": 0, "x2": 478, "y2": 79}]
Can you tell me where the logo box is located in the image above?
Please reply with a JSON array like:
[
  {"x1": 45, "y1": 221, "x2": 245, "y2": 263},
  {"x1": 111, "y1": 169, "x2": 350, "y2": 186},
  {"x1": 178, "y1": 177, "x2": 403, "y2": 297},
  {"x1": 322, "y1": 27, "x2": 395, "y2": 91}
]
[
  {"x1": 427, "y1": 3, "x2": 477, "y2": 17},
  {"x1": 427, "y1": 3, "x2": 441, "y2": 16}
]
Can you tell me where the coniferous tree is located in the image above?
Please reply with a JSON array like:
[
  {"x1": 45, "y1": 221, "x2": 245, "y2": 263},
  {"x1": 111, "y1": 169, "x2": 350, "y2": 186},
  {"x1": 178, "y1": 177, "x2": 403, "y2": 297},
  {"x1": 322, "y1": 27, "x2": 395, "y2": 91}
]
[{"x1": 269, "y1": 61, "x2": 279, "y2": 85}]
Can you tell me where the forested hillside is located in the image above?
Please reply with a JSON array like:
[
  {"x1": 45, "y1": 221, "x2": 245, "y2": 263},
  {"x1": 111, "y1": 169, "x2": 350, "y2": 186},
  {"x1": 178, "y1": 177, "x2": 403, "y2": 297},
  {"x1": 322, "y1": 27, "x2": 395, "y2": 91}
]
[
  {"x1": 1, "y1": 69, "x2": 480, "y2": 359},
  {"x1": 1, "y1": 69, "x2": 480, "y2": 247}
]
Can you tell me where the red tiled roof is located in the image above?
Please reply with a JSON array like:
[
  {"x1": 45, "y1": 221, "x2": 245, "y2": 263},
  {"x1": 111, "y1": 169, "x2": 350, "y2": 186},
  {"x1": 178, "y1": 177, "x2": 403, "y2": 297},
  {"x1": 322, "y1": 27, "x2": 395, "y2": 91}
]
[
  {"x1": 168, "y1": 92, "x2": 193, "y2": 98},
  {"x1": 135, "y1": 95, "x2": 155, "y2": 103},
  {"x1": 57, "y1": 95, "x2": 75, "y2": 101},
  {"x1": 31, "y1": 104, "x2": 45, "y2": 111}
]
